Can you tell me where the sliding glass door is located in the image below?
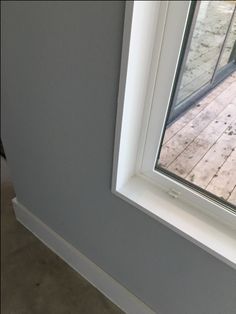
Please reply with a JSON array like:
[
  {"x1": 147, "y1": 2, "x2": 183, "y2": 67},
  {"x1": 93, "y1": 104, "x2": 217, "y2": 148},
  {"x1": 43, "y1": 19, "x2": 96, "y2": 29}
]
[
  {"x1": 168, "y1": 1, "x2": 236, "y2": 124},
  {"x1": 216, "y1": 9, "x2": 236, "y2": 74}
]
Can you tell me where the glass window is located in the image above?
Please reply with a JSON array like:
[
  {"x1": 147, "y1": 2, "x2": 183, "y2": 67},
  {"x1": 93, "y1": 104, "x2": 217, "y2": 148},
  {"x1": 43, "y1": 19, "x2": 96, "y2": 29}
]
[{"x1": 156, "y1": 1, "x2": 236, "y2": 209}]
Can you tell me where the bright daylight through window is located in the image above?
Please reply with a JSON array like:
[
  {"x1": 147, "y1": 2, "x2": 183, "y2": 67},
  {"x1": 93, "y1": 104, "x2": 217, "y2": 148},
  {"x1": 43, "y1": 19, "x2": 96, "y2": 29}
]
[
  {"x1": 113, "y1": 0, "x2": 236, "y2": 266},
  {"x1": 156, "y1": 1, "x2": 236, "y2": 210}
]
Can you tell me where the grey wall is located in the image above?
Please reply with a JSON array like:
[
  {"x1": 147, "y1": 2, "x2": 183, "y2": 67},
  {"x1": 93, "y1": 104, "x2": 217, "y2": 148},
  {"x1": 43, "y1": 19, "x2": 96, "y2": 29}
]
[{"x1": 1, "y1": 2, "x2": 236, "y2": 313}]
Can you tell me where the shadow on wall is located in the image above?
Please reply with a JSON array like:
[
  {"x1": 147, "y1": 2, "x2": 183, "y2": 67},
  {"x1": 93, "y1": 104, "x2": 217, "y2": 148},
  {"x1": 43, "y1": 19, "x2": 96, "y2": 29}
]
[{"x1": 1, "y1": 139, "x2": 6, "y2": 159}]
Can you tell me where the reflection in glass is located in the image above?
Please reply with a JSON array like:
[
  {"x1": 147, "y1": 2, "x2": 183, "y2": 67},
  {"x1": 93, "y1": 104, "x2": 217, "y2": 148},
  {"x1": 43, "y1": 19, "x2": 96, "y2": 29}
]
[
  {"x1": 217, "y1": 9, "x2": 236, "y2": 71},
  {"x1": 176, "y1": 1, "x2": 235, "y2": 104}
]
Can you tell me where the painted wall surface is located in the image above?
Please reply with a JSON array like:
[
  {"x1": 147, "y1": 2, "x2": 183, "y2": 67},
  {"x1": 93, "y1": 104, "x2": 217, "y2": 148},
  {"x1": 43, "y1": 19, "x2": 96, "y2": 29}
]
[{"x1": 2, "y1": 2, "x2": 236, "y2": 313}]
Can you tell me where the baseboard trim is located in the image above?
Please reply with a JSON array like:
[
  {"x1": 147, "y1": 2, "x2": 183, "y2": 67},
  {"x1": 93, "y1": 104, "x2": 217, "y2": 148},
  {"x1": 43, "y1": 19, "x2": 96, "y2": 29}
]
[{"x1": 12, "y1": 198, "x2": 155, "y2": 314}]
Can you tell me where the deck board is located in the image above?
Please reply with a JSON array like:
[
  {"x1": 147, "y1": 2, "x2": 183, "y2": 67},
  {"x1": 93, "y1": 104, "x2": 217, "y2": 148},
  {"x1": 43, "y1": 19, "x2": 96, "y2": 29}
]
[
  {"x1": 163, "y1": 78, "x2": 232, "y2": 143},
  {"x1": 159, "y1": 73, "x2": 236, "y2": 205},
  {"x1": 167, "y1": 103, "x2": 236, "y2": 178},
  {"x1": 206, "y1": 148, "x2": 236, "y2": 200},
  {"x1": 160, "y1": 81, "x2": 236, "y2": 167},
  {"x1": 228, "y1": 187, "x2": 236, "y2": 206},
  {"x1": 186, "y1": 121, "x2": 236, "y2": 188}
]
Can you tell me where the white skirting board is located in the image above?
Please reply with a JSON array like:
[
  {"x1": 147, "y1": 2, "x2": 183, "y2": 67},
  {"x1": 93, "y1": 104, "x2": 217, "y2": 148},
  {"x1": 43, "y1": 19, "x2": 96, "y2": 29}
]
[{"x1": 12, "y1": 198, "x2": 155, "y2": 314}]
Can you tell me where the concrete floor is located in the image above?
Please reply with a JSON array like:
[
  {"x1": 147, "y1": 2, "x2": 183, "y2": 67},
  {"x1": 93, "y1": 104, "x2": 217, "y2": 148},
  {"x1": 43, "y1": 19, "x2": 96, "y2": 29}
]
[{"x1": 1, "y1": 158, "x2": 123, "y2": 314}]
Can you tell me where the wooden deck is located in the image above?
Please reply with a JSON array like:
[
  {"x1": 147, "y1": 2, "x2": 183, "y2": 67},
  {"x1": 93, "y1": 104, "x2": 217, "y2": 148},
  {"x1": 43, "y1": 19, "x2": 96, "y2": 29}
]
[{"x1": 159, "y1": 72, "x2": 236, "y2": 206}]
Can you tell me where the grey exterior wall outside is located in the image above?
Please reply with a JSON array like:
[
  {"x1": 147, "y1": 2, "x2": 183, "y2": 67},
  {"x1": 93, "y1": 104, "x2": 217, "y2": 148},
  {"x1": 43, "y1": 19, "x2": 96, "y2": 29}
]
[{"x1": 1, "y1": 2, "x2": 236, "y2": 313}]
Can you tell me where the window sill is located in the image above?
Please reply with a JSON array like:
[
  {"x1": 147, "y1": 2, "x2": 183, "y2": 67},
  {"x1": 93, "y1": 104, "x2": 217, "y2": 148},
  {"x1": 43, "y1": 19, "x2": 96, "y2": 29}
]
[
  {"x1": 112, "y1": 1, "x2": 236, "y2": 271},
  {"x1": 113, "y1": 175, "x2": 236, "y2": 270}
]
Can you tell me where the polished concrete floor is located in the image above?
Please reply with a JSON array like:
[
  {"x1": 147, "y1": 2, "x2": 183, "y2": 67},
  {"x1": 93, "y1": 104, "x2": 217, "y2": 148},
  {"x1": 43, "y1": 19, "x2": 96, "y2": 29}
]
[{"x1": 1, "y1": 158, "x2": 123, "y2": 314}]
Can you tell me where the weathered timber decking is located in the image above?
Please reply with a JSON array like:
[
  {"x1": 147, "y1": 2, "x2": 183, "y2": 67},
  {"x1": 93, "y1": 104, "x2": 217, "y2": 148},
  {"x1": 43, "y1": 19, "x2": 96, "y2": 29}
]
[{"x1": 159, "y1": 72, "x2": 236, "y2": 206}]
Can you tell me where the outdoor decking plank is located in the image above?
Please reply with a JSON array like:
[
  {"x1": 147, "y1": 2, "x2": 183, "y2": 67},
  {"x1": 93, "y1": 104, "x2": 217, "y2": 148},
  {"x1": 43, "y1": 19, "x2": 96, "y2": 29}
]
[
  {"x1": 163, "y1": 78, "x2": 231, "y2": 143},
  {"x1": 228, "y1": 187, "x2": 236, "y2": 206},
  {"x1": 159, "y1": 81, "x2": 236, "y2": 167},
  {"x1": 206, "y1": 148, "x2": 236, "y2": 201},
  {"x1": 159, "y1": 73, "x2": 236, "y2": 205},
  {"x1": 167, "y1": 103, "x2": 236, "y2": 178},
  {"x1": 186, "y1": 120, "x2": 236, "y2": 188}
]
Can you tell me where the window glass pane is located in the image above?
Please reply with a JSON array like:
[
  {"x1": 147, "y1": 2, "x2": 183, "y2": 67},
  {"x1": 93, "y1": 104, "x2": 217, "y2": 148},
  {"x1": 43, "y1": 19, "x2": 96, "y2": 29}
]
[
  {"x1": 156, "y1": 1, "x2": 236, "y2": 209},
  {"x1": 217, "y1": 9, "x2": 236, "y2": 71},
  {"x1": 176, "y1": 1, "x2": 234, "y2": 105}
]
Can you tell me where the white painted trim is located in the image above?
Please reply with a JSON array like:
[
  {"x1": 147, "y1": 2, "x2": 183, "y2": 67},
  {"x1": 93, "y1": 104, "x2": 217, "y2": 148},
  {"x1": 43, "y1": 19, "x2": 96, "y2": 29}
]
[
  {"x1": 112, "y1": 1, "x2": 236, "y2": 269},
  {"x1": 140, "y1": 0, "x2": 236, "y2": 231},
  {"x1": 112, "y1": 1, "x2": 161, "y2": 191},
  {"x1": 116, "y1": 176, "x2": 236, "y2": 270},
  {"x1": 141, "y1": 1, "x2": 191, "y2": 174},
  {"x1": 12, "y1": 198, "x2": 156, "y2": 314}
]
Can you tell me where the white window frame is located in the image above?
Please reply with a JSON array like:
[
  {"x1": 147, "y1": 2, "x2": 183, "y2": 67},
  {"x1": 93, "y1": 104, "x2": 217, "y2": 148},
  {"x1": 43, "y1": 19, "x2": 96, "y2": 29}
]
[
  {"x1": 141, "y1": 1, "x2": 236, "y2": 228},
  {"x1": 112, "y1": 1, "x2": 236, "y2": 269}
]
